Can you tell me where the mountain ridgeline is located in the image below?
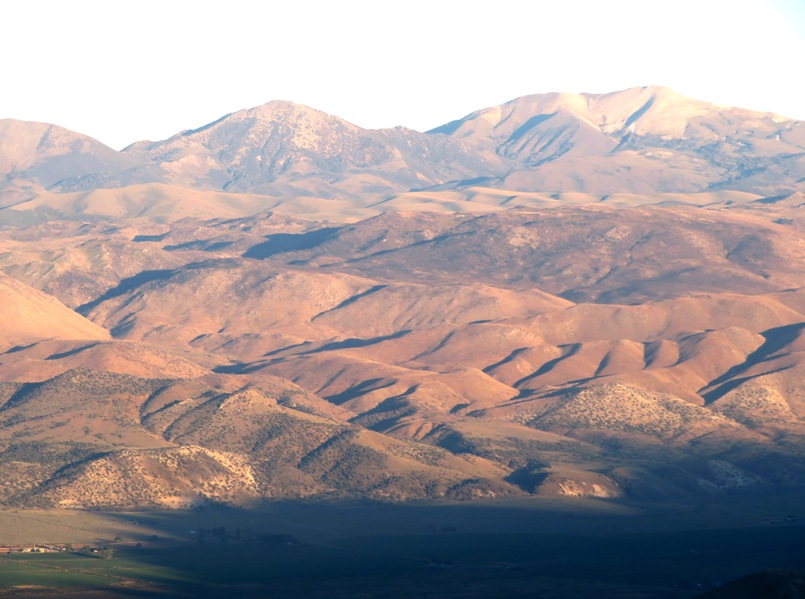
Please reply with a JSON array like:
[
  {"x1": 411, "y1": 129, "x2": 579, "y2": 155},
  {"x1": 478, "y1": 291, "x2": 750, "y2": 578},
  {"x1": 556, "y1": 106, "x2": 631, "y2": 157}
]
[{"x1": 1, "y1": 86, "x2": 803, "y2": 211}]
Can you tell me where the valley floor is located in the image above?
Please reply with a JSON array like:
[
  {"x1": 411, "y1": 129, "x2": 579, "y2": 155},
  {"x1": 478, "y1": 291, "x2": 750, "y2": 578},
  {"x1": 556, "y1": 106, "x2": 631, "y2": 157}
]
[{"x1": 1, "y1": 496, "x2": 803, "y2": 598}]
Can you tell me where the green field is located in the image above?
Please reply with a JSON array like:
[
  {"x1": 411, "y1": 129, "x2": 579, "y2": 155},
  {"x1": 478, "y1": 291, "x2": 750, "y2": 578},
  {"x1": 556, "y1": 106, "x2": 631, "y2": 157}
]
[{"x1": 1, "y1": 497, "x2": 803, "y2": 598}]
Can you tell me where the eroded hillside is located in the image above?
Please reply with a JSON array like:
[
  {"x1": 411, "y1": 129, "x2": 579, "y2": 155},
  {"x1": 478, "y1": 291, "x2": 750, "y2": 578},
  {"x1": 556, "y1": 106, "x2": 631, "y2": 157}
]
[
  {"x1": 1, "y1": 204, "x2": 804, "y2": 508},
  {"x1": 1, "y1": 88, "x2": 805, "y2": 508}
]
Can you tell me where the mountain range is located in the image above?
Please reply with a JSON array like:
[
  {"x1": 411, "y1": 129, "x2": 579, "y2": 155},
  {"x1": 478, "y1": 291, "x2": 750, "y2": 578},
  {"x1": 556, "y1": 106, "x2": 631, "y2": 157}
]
[
  {"x1": 1, "y1": 87, "x2": 805, "y2": 509},
  {"x1": 1, "y1": 85, "x2": 803, "y2": 224}
]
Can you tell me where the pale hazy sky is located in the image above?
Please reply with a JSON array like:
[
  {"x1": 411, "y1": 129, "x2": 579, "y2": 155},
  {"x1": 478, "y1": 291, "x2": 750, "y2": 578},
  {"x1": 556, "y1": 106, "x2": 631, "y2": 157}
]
[{"x1": 2, "y1": 0, "x2": 804, "y2": 149}]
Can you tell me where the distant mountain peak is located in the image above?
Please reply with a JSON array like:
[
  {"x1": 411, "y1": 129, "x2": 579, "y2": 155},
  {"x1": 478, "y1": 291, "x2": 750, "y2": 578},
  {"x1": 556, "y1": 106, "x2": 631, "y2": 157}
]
[
  {"x1": 0, "y1": 118, "x2": 136, "y2": 189},
  {"x1": 160, "y1": 98, "x2": 362, "y2": 152},
  {"x1": 434, "y1": 86, "x2": 709, "y2": 140},
  {"x1": 224, "y1": 99, "x2": 343, "y2": 125}
]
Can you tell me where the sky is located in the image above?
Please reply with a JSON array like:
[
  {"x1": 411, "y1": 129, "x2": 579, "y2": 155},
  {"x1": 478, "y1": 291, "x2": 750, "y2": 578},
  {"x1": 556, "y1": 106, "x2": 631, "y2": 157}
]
[{"x1": 2, "y1": 0, "x2": 804, "y2": 150}]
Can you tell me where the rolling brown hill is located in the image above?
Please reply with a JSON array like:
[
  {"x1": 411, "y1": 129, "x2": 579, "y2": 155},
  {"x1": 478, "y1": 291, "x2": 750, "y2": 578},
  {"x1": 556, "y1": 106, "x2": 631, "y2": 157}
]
[
  {"x1": 3, "y1": 205, "x2": 800, "y2": 507},
  {"x1": 0, "y1": 368, "x2": 511, "y2": 507},
  {"x1": 0, "y1": 272, "x2": 109, "y2": 349},
  {"x1": 235, "y1": 207, "x2": 805, "y2": 303},
  {"x1": 1, "y1": 89, "x2": 805, "y2": 509}
]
